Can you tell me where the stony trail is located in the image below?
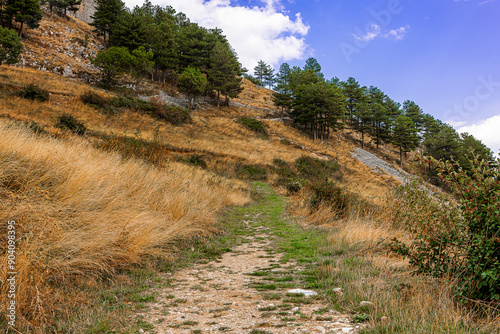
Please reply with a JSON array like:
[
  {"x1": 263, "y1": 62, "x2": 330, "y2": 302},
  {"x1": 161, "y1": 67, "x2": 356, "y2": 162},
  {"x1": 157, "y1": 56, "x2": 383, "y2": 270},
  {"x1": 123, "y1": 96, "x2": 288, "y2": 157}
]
[{"x1": 138, "y1": 185, "x2": 365, "y2": 334}]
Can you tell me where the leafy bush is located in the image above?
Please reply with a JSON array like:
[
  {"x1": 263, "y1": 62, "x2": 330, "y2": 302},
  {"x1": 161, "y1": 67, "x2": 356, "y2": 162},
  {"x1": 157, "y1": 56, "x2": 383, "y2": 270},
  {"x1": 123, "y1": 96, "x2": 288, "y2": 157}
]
[
  {"x1": 309, "y1": 180, "x2": 349, "y2": 212},
  {"x1": 236, "y1": 164, "x2": 268, "y2": 181},
  {"x1": 80, "y1": 92, "x2": 191, "y2": 125},
  {"x1": 280, "y1": 139, "x2": 291, "y2": 145},
  {"x1": 23, "y1": 121, "x2": 47, "y2": 135},
  {"x1": 237, "y1": 117, "x2": 268, "y2": 138},
  {"x1": 56, "y1": 114, "x2": 87, "y2": 135},
  {"x1": 179, "y1": 154, "x2": 207, "y2": 169},
  {"x1": 391, "y1": 156, "x2": 500, "y2": 302},
  {"x1": 295, "y1": 156, "x2": 340, "y2": 180},
  {"x1": 276, "y1": 176, "x2": 303, "y2": 194},
  {"x1": 18, "y1": 84, "x2": 49, "y2": 102}
]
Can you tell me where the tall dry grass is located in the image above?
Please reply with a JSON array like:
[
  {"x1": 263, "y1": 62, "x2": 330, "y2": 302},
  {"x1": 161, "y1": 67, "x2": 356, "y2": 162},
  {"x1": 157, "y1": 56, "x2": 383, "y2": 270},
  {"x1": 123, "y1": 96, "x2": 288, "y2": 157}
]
[
  {"x1": 289, "y1": 181, "x2": 500, "y2": 332},
  {"x1": 0, "y1": 120, "x2": 249, "y2": 330}
]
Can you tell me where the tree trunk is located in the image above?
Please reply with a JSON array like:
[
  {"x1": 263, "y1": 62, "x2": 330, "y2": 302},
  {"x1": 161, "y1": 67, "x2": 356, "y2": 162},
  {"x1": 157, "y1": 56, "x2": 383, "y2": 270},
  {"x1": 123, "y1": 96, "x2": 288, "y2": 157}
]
[
  {"x1": 400, "y1": 148, "x2": 403, "y2": 167},
  {"x1": 18, "y1": 21, "x2": 24, "y2": 38}
]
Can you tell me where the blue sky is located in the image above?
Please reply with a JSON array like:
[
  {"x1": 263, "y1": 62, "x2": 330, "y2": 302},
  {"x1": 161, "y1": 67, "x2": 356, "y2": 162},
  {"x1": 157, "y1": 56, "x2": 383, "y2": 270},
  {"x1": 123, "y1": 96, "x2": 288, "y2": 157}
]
[{"x1": 124, "y1": 0, "x2": 500, "y2": 154}]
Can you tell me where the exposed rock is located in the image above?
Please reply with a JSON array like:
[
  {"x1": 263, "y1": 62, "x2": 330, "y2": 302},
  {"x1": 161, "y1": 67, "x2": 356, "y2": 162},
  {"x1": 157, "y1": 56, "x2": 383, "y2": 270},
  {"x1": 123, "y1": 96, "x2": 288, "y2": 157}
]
[{"x1": 359, "y1": 301, "x2": 375, "y2": 307}]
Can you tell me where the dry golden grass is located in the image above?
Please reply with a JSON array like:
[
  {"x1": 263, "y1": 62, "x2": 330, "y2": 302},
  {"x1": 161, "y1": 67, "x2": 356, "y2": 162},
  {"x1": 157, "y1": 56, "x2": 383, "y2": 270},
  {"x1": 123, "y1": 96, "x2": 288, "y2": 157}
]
[
  {"x1": 19, "y1": 11, "x2": 102, "y2": 77},
  {"x1": 0, "y1": 120, "x2": 249, "y2": 329}
]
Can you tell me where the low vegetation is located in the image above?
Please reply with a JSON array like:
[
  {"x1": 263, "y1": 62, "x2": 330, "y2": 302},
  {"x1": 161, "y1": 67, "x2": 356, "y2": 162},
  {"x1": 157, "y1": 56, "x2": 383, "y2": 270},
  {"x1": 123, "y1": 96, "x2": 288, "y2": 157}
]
[{"x1": 0, "y1": 121, "x2": 249, "y2": 330}]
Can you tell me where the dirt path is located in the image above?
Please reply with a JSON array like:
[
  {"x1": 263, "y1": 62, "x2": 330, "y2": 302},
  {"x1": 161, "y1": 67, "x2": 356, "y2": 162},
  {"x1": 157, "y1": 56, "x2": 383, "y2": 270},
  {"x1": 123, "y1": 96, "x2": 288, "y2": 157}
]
[{"x1": 139, "y1": 208, "x2": 363, "y2": 334}]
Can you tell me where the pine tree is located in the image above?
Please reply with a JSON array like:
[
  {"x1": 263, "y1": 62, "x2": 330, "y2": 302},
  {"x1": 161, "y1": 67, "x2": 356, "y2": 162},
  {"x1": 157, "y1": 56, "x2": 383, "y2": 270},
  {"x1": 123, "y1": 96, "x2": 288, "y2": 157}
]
[
  {"x1": 6, "y1": 0, "x2": 42, "y2": 37},
  {"x1": 178, "y1": 66, "x2": 208, "y2": 109},
  {"x1": 273, "y1": 62, "x2": 292, "y2": 119},
  {"x1": 253, "y1": 60, "x2": 268, "y2": 86},
  {"x1": 91, "y1": 0, "x2": 125, "y2": 45},
  {"x1": 341, "y1": 77, "x2": 365, "y2": 129},
  {"x1": 392, "y1": 115, "x2": 419, "y2": 166},
  {"x1": 0, "y1": 26, "x2": 22, "y2": 63},
  {"x1": 207, "y1": 42, "x2": 242, "y2": 107},
  {"x1": 263, "y1": 63, "x2": 274, "y2": 89}
]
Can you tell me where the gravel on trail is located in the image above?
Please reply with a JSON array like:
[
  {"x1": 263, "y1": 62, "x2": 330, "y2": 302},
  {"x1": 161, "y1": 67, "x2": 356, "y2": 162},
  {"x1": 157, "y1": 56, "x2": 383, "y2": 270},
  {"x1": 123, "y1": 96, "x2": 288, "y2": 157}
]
[{"x1": 139, "y1": 217, "x2": 363, "y2": 334}]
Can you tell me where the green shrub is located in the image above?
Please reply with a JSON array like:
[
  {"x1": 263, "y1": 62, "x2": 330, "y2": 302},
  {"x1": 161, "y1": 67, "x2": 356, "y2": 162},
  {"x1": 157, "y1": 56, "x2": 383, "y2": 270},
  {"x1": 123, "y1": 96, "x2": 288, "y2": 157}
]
[
  {"x1": 295, "y1": 156, "x2": 340, "y2": 180},
  {"x1": 237, "y1": 117, "x2": 268, "y2": 138},
  {"x1": 309, "y1": 179, "x2": 361, "y2": 217},
  {"x1": 179, "y1": 154, "x2": 208, "y2": 169},
  {"x1": 80, "y1": 92, "x2": 191, "y2": 125},
  {"x1": 80, "y1": 91, "x2": 113, "y2": 113},
  {"x1": 276, "y1": 176, "x2": 303, "y2": 194},
  {"x1": 280, "y1": 139, "x2": 291, "y2": 145},
  {"x1": 390, "y1": 156, "x2": 500, "y2": 302},
  {"x1": 23, "y1": 121, "x2": 47, "y2": 135},
  {"x1": 152, "y1": 105, "x2": 191, "y2": 125},
  {"x1": 236, "y1": 164, "x2": 268, "y2": 181},
  {"x1": 56, "y1": 114, "x2": 87, "y2": 135},
  {"x1": 18, "y1": 84, "x2": 49, "y2": 101}
]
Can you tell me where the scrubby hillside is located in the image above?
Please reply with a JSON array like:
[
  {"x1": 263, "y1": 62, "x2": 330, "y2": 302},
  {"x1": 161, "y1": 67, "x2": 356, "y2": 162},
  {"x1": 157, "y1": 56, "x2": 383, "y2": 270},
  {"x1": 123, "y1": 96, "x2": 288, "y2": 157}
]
[{"x1": 1, "y1": 10, "x2": 498, "y2": 334}]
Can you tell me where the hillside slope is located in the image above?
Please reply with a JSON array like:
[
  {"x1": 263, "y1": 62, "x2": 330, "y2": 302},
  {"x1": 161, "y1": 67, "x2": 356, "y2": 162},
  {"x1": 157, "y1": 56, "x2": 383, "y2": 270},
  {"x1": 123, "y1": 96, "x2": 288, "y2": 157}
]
[{"x1": 2, "y1": 12, "x2": 495, "y2": 334}]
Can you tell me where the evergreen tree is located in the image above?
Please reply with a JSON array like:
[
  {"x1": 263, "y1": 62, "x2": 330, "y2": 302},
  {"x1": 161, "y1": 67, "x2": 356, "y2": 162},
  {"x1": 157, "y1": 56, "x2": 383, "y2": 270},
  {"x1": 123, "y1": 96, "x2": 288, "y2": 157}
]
[
  {"x1": 273, "y1": 62, "x2": 292, "y2": 119},
  {"x1": 91, "y1": 0, "x2": 125, "y2": 45},
  {"x1": 263, "y1": 63, "x2": 274, "y2": 89},
  {"x1": 403, "y1": 100, "x2": 425, "y2": 136},
  {"x1": 91, "y1": 46, "x2": 135, "y2": 88},
  {"x1": 109, "y1": 9, "x2": 148, "y2": 52},
  {"x1": 0, "y1": 26, "x2": 22, "y2": 63},
  {"x1": 253, "y1": 60, "x2": 268, "y2": 86},
  {"x1": 341, "y1": 77, "x2": 365, "y2": 127},
  {"x1": 303, "y1": 57, "x2": 324, "y2": 81},
  {"x1": 131, "y1": 46, "x2": 154, "y2": 87},
  {"x1": 176, "y1": 22, "x2": 211, "y2": 71},
  {"x1": 291, "y1": 81, "x2": 344, "y2": 140},
  {"x1": 392, "y1": 115, "x2": 419, "y2": 166},
  {"x1": 178, "y1": 66, "x2": 208, "y2": 109},
  {"x1": 6, "y1": 0, "x2": 42, "y2": 37},
  {"x1": 207, "y1": 42, "x2": 242, "y2": 107}
]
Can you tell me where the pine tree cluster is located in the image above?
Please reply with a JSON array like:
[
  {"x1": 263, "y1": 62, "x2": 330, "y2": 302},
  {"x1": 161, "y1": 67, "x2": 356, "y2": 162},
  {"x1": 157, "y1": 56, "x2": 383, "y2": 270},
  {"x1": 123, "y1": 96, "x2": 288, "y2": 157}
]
[{"x1": 267, "y1": 58, "x2": 493, "y2": 171}]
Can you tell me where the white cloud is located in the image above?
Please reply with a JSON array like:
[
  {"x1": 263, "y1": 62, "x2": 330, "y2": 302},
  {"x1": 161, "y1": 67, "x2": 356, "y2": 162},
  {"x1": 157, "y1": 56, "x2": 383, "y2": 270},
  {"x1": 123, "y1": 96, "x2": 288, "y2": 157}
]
[
  {"x1": 353, "y1": 24, "x2": 381, "y2": 42},
  {"x1": 455, "y1": 115, "x2": 500, "y2": 156},
  {"x1": 123, "y1": 0, "x2": 310, "y2": 70},
  {"x1": 353, "y1": 24, "x2": 409, "y2": 43},
  {"x1": 383, "y1": 25, "x2": 410, "y2": 41}
]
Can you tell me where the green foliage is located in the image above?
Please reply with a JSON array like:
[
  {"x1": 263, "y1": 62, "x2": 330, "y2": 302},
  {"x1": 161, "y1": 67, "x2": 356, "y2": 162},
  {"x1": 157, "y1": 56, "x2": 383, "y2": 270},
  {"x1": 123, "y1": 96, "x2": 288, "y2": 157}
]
[
  {"x1": 91, "y1": 46, "x2": 135, "y2": 88},
  {"x1": 6, "y1": 0, "x2": 42, "y2": 37},
  {"x1": 178, "y1": 66, "x2": 208, "y2": 108},
  {"x1": 80, "y1": 92, "x2": 191, "y2": 125},
  {"x1": 56, "y1": 114, "x2": 87, "y2": 135},
  {"x1": 178, "y1": 154, "x2": 207, "y2": 169},
  {"x1": 91, "y1": 0, "x2": 125, "y2": 43},
  {"x1": 294, "y1": 156, "x2": 340, "y2": 181},
  {"x1": 18, "y1": 83, "x2": 49, "y2": 101},
  {"x1": 23, "y1": 120, "x2": 46, "y2": 135},
  {"x1": 237, "y1": 117, "x2": 267, "y2": 138},
  {"x1": 48, "y1": 0, "x2": 82, "y2": 17},
  {"x1": 309, "y1": 179, "x2": 358, "y2": 217},
  {"x1": 236, "y1": 164, "x2": 268, "y2": 181},
  {"x1": 391, "y1": 156, "x2": 500, "y2": 302},
  {"x1": 207, "y1": 42, "x2": 243, "y2": 106},
  {"x1": 0, "y1": 26, "x2": 23, "y2": 64},
  {"x1": 131, "y1": 46, "x2": 154, "y2": 86}
]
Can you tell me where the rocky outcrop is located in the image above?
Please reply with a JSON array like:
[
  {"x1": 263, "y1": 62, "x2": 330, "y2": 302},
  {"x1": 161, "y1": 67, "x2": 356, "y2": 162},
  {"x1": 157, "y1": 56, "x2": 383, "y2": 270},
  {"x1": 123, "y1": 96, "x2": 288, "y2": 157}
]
[{"x1": 71, "y1": 0, "x2": 97, "y2": 24}]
